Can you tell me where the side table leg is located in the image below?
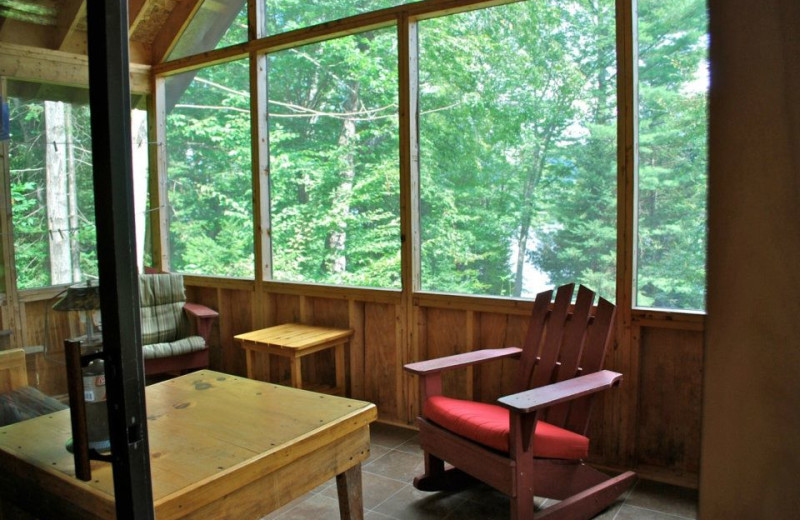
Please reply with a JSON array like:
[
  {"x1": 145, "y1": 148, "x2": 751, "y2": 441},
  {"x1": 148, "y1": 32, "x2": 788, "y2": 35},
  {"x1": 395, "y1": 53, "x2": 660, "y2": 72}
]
[
  {"x1": 334, "y1": 343, "x2": 346, "y2": 395},
  {"x1": 290, "y1": 356, "x2": 303, "y2": 389},
  {"x1": 245, "y1": 348, "x2": 256, "y2": 379},
  {"x1": 335, "y1": 464, "x2": 364, "y2": 520}
]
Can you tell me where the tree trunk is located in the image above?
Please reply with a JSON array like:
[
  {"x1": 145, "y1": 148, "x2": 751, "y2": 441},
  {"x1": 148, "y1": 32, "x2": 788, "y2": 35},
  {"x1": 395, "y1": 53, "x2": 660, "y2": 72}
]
[
  {"x1": 326, "y1": 81, "x2": 359, "y2": 275},
  {"x1": 66, "y1": 104, "x2": 81, "y2": 281},
  {"x1": 45, "y1": 100, "x2": 72, "y2": 285},
  {"x1": 131, "y1": 109, "x2": 149, "y2": 272},
  {"x1": 512, "y1": 135, "x2": 550, "y2": 297}
]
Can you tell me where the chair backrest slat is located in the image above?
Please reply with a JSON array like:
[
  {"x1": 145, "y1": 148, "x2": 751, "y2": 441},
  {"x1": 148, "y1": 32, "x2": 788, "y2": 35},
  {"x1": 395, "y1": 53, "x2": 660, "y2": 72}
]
[
  {"x1": 529, "y1": 283, "x2": 574, "y2": 390},
  {"x1": 513, "y1": 288, "x2": 555, "y2": 393}
]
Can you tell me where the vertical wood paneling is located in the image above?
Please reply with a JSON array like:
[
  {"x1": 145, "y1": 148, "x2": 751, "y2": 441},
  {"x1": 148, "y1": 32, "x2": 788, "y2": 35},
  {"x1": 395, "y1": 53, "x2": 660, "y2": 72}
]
[
  {"x1": 636, "y1": 327, "x2": 702, "y2": 479},
  {"x1": 348, "y1": 300, "x2": 365, "y2": 399},
  {"x1": 274, "y1": 294, "x2": 301, "y2": 324},
  {"x1": 364, "y1": 302, "x2": 400, "y2": 422},
  {"x1": 407, "y1": 301, "x2": 427, "y2": 421},
  {"x1": 423, "y1": 308, "x2": 468, "y2": 400},
  {"x1": 476, "y1": 312, "x2": 526, "y2": 403},
  {"x1": 220, "y1": 288, "x2": 253, "y2": 376}
]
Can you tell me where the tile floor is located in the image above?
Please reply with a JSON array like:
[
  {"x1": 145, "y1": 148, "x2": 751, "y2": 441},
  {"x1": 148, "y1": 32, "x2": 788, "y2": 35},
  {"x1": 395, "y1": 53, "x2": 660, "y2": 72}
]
[{"x1": 262, "y1": 422, "x2": 698, "y2": 520}]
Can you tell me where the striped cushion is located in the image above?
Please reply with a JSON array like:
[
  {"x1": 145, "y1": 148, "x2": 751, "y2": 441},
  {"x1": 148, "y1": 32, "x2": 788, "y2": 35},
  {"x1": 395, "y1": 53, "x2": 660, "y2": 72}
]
[
  {"x1": 139, "y1": 274, "x2": 190, "y2": 345},
  {"x1": 142, "y1": 336, "x2": 206, "y2": 360}
]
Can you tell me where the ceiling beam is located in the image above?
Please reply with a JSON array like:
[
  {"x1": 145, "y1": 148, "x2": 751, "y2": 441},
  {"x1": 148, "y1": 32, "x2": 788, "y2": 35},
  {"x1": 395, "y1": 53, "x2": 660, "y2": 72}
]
[
  {"x1": 52, "y1": 0, "x2": 86, "y2": 50},
  {"x1": 0, "y1": 42, "x2": 150, "y2": 93},
  {"x1": 128, "y1": 0, "x2": 148, "y2": 35},
  {"x1": 150, "y1": 0, "x2": 203, "y2": 64}
]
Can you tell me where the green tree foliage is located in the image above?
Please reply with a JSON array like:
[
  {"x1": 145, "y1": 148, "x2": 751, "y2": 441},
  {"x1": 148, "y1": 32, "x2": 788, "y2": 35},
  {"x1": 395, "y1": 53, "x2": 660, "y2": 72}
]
[
  {"x1": 420, "y1": 1, "x2": 614, "y2": 297},
  {"x1": 155, "y1": 0, "x2": 708, "y2": 309},
  {"x1": 165, "y1": 61, "x2": 254, "y2": 278},
  {"x1": 635, "y1": 0, "x2": 708, "y2": 309},
  {"x1": 268, "y1": 29, "x2": 400, "y2": 287}
]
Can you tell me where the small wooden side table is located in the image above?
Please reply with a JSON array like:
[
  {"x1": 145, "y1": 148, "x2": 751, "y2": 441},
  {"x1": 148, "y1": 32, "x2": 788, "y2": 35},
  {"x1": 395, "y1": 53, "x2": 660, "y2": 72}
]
[{"x1": 235, "y1": 323, "x2": 353, "y2": 395}]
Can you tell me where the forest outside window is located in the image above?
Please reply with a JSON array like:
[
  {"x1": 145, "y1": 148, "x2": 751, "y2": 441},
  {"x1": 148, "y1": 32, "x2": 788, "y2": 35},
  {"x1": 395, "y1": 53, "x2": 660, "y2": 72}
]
[
  {"x1": 164, "y1": 60, "x2": 254, "y2": 278},
  {"x1": 7, "y1": 81, "x2": 149, "y2": 290},
  {"x1": 262, "y1": 0, "x2": 415, "y2": 36},
  {"x1": 419, "y1": 0, "x2": 617, "y2": 299},
  {"x1": 268, "y1": 29, "x2": 401, "y2": 288},
  {"x1": 635, "y1": 0, "x2": 708, "y2": 311}
]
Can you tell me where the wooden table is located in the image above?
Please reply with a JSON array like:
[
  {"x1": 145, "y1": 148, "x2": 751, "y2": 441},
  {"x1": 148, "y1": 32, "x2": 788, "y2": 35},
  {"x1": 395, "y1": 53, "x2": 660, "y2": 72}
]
[
  {"x1": 0, "y1": 370, "x2": 377, "y2": 519},
  {"x1": 235, "y1": 323, "x2": 353, "y2": 395}
]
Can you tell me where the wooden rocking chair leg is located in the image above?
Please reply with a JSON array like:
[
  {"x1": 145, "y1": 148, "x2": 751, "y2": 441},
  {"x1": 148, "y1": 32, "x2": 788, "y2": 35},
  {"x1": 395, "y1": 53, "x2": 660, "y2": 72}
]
[
  {"x1": 511, "y1": 449, "x2": 535, "y2": 520},
  {"x1": 511, "y1": 492, "x2": 535, "y2": 520},
  {"x1": 536, "y1": 470, "x2": 637, "y2": 520}
]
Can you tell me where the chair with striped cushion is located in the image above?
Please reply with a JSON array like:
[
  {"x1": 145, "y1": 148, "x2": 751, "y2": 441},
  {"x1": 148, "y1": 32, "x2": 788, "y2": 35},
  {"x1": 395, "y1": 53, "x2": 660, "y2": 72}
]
[
  {"x1": 404, "y1": 283, "x2": 636, "y2": 519},
  {"x1": 140, "y1": 273, "x2": 218, "y2": 376}
]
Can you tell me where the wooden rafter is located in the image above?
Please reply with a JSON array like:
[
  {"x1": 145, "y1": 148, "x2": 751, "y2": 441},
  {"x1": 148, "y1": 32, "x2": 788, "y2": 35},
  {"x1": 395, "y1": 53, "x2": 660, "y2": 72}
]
[
  {"x1": 52, "y1": 0, "x2": 85, "y2": 51},
  {"x1": 128, "y1": 0, "x2": 148, "y2": 35},
  {"x1": 0, "y1": 41, "x2": 150, "y2": 93},
  {"x1": 150, "y1": 0, "x2": 204, "y2": 64}
]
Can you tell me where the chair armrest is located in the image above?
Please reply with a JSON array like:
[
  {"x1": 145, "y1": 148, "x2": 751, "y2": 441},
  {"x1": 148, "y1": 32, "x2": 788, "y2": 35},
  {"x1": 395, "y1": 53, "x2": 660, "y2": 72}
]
[
  {"x1": 183, "y1": 302, "x2": 219, "y2": 320},
  {"x1": 404, "y1": 347, "x2": 522, "y2": 375},
  {"x1": 498, "y1": 370, "x2": 622, "y2": 413},
  {"x1": 183, "y1": 303, "x2": 219, "y2": 342}
]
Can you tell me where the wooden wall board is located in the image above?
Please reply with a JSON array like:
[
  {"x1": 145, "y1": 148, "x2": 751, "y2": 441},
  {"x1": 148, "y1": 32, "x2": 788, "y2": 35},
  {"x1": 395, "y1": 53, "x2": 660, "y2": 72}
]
[
  {"x1": 364, "y1": 302, "x2": 401, "y2": 423},
  {"x1": 421, "y1": 307, "x2": 468, "y2": 400},
  {"x1": 474, "y1": 311, "x2": 525, "y2": 403},
  {"x1": 311, "y1": 297, "x2": 351, "y2": 328},
  {"x1": 273, "y1": 293, "x2": 301, "y2": 325},
  {"x1": 217, "y1": 287, "x2": 253, "y2": 376},
  {"x1": 636, "y1": 327, "x2": 702, "y2": 478},
  {"x1": 348, "y1": 300, "x2": 365, "y2": 399}
]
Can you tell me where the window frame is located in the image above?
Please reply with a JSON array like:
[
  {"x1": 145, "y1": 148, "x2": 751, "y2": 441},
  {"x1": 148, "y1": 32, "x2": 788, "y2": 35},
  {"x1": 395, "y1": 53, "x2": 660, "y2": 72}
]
[{"x1": 148, "y1": 0, "x2": 707, "y2": 316}]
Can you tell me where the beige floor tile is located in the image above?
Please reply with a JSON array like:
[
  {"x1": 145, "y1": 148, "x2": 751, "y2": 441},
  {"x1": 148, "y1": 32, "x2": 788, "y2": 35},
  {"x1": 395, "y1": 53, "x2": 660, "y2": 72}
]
[
  {"x1": 363, "y1": 448, "x2": 426, "y2": 483},
  {"x1": 321, "y1": 471, "x2": 407, "y2": 510},
  {"x1": 370, "y1": 422, "x2": 417, "y2": 449}
]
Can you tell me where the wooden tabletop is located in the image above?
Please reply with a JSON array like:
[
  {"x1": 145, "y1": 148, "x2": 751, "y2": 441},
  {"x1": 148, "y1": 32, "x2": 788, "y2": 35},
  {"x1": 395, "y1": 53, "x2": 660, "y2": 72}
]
[
  {"x1": 234, "y1": 323, "x2": 353, "y2": 351},
  {"x1": 0, "y1": 370, "x2": 376, "y2": 519}
]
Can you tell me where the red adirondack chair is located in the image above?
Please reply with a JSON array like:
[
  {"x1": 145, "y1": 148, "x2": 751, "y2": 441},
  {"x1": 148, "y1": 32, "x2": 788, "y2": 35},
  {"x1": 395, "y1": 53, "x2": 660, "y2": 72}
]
[{"x1": 404, "y1": 283, "x2": 636, "y2": 519}]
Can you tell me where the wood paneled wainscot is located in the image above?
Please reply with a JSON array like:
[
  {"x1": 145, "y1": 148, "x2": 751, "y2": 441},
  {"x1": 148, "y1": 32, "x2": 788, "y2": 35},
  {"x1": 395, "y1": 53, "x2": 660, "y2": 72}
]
[{"x1": 1, "y1": 276, "x2": 704, "y2": 488}]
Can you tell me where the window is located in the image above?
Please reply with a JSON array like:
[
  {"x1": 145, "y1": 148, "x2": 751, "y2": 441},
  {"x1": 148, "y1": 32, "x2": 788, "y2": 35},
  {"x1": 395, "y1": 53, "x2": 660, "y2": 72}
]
[
  {"x1": 7, "y1": 83, "x2": 97, "y2": 289},
  {"x1": 167, "y1": 0, "x2": 248, "y2": 61},
  {"x1": 269, "y1": 29, "x2": 400, "y2": 288},
  {"x1": 635, "y1": 0, "x2": 708, "y2": 310},
  {"x1": 7, "y1": 82, "x2": 149, "y2": 290},
  {"x1": 157, "y1": 0, "x2": 709, "y2": 307},
  {"x1": 419, "y1": 1, "x2": 617, "y2": 298},
  {"x1": 165, "y1": 60, "x2": 254, "y2": 278}
]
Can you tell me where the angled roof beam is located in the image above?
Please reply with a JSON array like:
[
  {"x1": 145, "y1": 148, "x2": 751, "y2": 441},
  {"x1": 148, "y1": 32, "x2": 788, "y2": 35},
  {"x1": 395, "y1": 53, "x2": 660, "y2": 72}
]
[
  {"x1": 128, "y1": 0, "x2": 148, "y2": 35},
  {"x1": 52, "y1": 0, "x2": 86, "y2": 51},
  {"x1": 150, "y1": 0, "x2": 204, "y2": 64}
]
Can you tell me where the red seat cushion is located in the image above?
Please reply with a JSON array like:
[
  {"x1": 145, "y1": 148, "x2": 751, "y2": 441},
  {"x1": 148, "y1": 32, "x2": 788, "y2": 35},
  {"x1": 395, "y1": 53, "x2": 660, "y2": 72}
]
[{"x1": 423, "y1": 395, "x2": 589, "y2": 459}]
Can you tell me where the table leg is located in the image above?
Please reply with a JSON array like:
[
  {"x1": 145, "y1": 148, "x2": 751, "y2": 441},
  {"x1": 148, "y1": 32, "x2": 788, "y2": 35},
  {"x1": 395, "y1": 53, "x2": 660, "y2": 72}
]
[
  {"x1": 334, "y1": 343, "x2": 346, "y2": 395},
  {"x1": 290, "y1": 356, "x2": 303, "y2": 389},
  {"x1": 245, "y1": 348, "x2": 256, "y2": 379},
  {"x1": 335, "y1": 464, "x2": 364, "y2": 520}
]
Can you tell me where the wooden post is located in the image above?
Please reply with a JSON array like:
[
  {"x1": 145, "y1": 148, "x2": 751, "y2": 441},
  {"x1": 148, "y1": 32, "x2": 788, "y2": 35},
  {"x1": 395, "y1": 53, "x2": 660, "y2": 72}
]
[
  {"x1": 613, "y1": 0, "x2": 639, "y2": 468},
  {"x1": 86, "y1": 1, "x2": 154, "y2": 517}
]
